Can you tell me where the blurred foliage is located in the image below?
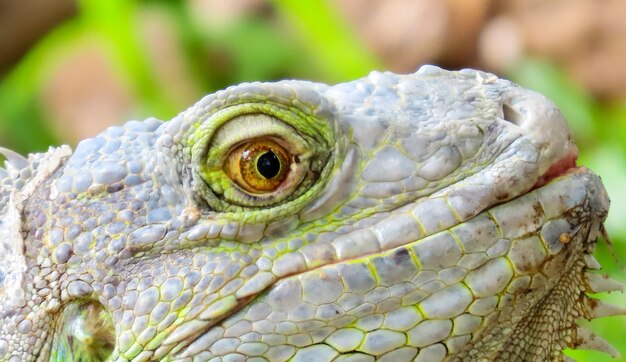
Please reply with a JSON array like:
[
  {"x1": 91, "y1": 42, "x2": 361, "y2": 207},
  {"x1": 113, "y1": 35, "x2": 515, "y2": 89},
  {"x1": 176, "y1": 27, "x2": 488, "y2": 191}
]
[
  {"x1": 0, "y1": 1, "x2": 625, "y2": 361},
  {"x1": 0, "y1": 0, "x2": 379, "y2": 154}
]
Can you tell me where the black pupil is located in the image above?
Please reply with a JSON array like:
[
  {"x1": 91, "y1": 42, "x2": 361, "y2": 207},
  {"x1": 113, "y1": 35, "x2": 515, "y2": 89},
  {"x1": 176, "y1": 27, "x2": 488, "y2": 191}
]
[{"x1": 257, "y1": 151, "x2": 281, "y2": 179}]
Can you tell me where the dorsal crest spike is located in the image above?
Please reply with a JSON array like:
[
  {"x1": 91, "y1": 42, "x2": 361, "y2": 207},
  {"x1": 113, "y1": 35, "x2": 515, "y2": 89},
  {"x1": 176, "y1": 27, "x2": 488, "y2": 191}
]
[
  {"x1": 0, "y1": 147, "x2": 28, "y2": 171},
  {"x1": 585, "y1": 298, "x2": 626, "y2": 319},
  {"x1": 572, "y1": 327, "x2": 620, "y2": 358},
  {"x1": 585, "y1": 272, "x2": 626, "y2": 293}
]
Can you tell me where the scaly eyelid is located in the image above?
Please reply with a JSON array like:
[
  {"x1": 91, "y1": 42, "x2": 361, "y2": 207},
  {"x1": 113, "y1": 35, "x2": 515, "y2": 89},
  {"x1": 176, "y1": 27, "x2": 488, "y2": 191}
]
[{"x1": 185, "y1": 100, "x2": 337, "y2": 220}]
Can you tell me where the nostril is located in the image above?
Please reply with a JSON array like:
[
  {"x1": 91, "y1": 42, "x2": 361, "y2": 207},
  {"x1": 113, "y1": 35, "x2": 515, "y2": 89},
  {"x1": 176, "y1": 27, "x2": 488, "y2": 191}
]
[
  {"x1": 502, "y1": 103, "x2": 524, "y2": 126},
  {"x1": 499, "y1": 87, "x2": 578, "y2": 178}
]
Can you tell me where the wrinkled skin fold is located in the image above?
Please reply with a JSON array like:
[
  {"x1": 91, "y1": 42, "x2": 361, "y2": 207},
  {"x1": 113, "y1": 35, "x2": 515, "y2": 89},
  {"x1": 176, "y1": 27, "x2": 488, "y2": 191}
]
[{"x1": 0, "y1": 66, "x2": 621, "y2": 361}]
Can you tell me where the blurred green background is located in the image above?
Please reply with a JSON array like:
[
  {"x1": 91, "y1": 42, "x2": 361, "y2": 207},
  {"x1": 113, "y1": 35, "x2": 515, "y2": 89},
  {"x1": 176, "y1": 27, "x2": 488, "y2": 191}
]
[{"x1": 0, "y1": 0, "x2": 625, "y2": 360}]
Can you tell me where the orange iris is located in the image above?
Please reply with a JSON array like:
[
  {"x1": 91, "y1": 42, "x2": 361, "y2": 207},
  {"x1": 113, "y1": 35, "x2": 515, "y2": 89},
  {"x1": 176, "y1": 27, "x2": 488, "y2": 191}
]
[{"x1": 224, "y1": 139, "x2": 291, "y2": 193}]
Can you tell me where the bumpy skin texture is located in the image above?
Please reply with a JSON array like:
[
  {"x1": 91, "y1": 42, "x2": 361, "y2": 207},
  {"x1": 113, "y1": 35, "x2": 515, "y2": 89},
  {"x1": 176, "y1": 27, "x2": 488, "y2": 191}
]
[{"x1": 0, "y1": 66, "x2": 619, "y2": 361}]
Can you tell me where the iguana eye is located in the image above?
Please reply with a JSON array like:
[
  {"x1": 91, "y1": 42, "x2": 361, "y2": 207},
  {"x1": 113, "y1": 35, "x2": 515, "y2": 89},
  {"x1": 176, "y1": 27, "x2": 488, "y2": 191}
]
[
  {"x1": 49, "y1": 301, "x2": 114, "y2": 362},
  {"x1": 196, "y1": 112, "x2": 328, "y2": 209},
  {"x1": 224, "y1": 139, "x2": 291, "y2": 193}
]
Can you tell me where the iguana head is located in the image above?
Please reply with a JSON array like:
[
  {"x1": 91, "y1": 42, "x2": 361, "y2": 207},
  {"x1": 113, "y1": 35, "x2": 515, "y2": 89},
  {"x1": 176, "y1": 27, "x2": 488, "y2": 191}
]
[{"x1": 0, "y1": 66, "x2": 620, "y2": 361}]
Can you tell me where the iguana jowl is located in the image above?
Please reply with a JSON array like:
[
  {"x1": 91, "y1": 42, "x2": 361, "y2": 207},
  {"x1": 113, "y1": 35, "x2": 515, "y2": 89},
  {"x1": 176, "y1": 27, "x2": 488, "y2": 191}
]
[{"x1": 0, "y1": 66, "x2": 623, "y2": 361}]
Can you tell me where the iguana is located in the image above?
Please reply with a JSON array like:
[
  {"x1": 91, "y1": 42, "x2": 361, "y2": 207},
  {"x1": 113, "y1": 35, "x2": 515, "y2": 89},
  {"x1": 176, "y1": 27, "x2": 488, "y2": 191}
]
[{"x1": 0, "y1": 66, "x2": 623, "y2": 361}]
